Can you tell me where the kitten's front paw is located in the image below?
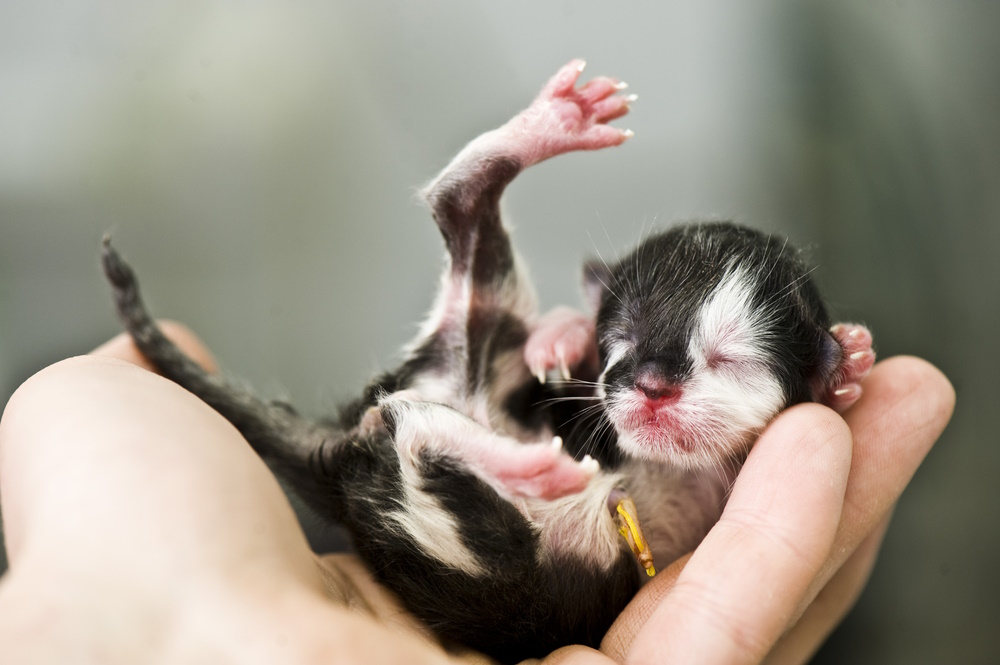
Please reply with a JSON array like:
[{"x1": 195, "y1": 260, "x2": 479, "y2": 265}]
[
  {"x1": 525, "y1": 306, "x2": 598, "y2": 383},
  {"x1": 822, "y1": 323, "x2": 875, "y2": 413}
]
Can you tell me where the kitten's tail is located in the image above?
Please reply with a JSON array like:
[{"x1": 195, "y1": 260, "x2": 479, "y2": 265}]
[{"x1": 100, "y1": 236, "x2": 333, "y2": 473}]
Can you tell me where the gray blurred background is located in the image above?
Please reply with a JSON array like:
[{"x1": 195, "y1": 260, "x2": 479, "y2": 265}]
[{"x1": 1, "y1": 1, "x2": 997, "y2": 662}]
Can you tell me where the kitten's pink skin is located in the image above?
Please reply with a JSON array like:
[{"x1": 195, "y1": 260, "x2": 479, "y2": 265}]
[
  {"x1": 484, "y1": 437, "x2": 600, "y2": 500},
  {"x1": 404, "y1": 61, "x2": 631, "y2": 500},
  {"x1": 493, "y1": 59, "x2": 634, "y2": 167},
  {"x1": 822, "y1": 323, "x2": 875, "y2": 413},
  {"x1": 525, "y1": 306, "x2": 599, "y2": 382},
  {"x1": 462, "y1": 60, "x2": 626, "y2": 496},
  {"x1": 512, "y1": 60, "x2": 630, "y2": 381},
  {"x1": 381, "y1": 391, "x2": 598, "y2": 501}
]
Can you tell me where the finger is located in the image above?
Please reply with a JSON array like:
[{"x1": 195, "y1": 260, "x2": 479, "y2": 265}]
[
  {"x1": 91, "y1": 319, "x2": 218, "y2": 374},
  {"x1": 800, "y1": 356, "x2": 953, "y2": 609},
  {"x1": 626, "y1": 405, "x2": 852, "y2": 664},
  {"x1": 764, "y1": 515, "x2": 891, "y2": 665},
  {"x1": 0, "y1": 355, "x2": 299, "y2": 572},
  {"x1": 535, "y1": 644, "x2": 616, "y2": 665},
  {"x1": 601, "y1": 553, "x2": 692, "y2": 661}
]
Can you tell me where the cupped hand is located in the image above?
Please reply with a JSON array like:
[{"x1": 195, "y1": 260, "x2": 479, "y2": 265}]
[
  {"x1": 92, "y1": 327, "x2": 956, "y2": 664},
  {"x1": 5, "y1": 325, "x2": 951, "y2": 665},
  {"x1": 547, "y1": 355, "x2": 953, "y2": 665}
]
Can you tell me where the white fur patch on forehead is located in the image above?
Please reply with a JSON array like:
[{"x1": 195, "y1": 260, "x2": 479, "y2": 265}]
[
  {"x1": 691, "y1": 266, "x2": 773, "y2": 367},
  {"x1": 605, "y1": 265, "x2": 787, "y2": 468}
]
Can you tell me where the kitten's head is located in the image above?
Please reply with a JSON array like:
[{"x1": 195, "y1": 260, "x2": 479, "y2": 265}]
[{"x1": 588, "y1": 222, "x2": 840, "y2": 469}]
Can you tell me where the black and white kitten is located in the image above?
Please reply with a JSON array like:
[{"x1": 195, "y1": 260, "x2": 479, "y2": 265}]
[{"x1": 102, "y1": 60, "x2": 874, "y2": 663}]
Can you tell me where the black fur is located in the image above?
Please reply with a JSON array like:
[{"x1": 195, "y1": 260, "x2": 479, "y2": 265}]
[
  {"x1": 102, "y1": 103, "x2": 846, "y2": 664},
  {"x1": 595, "y1": 222, "x2": 834, "y2": 414},
  {"x1": 101, "y1": 138, "x2": 641, "y2": 662}
]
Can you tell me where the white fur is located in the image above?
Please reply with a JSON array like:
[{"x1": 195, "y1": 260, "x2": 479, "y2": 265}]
[
  {"x1": 517, "y1": 472, "x2": 625, "y2": 571},
  {"x1": 688, "y1": 266, "x2": 786, "y2": 441},
  {"x1": 388, "y1": 461, "x2": 486, "y2": 577},
  {"x1": 606, "y1": 267, "x2": 785, "y2": 469},
  {"x1": 596, "y1": 339, "x2": 632, "y2": 400}
]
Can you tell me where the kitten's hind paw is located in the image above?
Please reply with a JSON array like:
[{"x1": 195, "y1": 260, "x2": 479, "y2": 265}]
[
  {"x1": 492, "y1": 437, "x2": 601, "y2": 500},
  {"x1": 507, "y1": 59, "x2": 635, "y2": 166}
]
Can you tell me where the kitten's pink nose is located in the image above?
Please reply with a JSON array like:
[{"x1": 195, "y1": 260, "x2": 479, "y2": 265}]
[{"x1": 634, "y1": 372, "x2": 681, "y2": 405}]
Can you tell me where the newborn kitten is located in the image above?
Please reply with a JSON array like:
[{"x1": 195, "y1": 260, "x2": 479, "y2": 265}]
[{"x1": 103, "y1": 60, "x2": 873, "y2": 663}]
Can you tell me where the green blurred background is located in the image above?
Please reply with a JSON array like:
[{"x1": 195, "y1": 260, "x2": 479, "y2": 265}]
[{"x1": 1, "y1": 1, "x2": 997, "y2": 662}]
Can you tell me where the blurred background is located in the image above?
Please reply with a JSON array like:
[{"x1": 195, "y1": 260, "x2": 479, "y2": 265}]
[{"x1": 1, "y1": 1, "x2": 997, "y2": 661}]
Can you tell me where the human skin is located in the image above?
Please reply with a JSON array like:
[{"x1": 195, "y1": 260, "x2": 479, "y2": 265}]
[{"x1": 0, "y1": 323, "x2": 954, "y2": 664}]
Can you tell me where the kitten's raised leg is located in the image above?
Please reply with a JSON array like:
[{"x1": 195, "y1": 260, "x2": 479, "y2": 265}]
[
  {"x1": 354, "y1": 60, "x2": 634, "y2": 508},
  {"x1": 378, "y1": 59, "x2": 633, "y2": 421}
]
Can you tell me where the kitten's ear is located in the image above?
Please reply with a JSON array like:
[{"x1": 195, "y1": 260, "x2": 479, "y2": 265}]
[
  {"x1": 820, "y1": 327, "x2": 843, "y2": 376},
  {"x1": 583, "y1": 260, "x2": 612, "y2": 313},
  {"x1": 809, "y1": 327, "x2": 844, "y2": 399}
]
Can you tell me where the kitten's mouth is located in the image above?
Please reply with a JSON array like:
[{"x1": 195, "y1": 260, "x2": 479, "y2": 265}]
[
  {"x1": 608, "y1": 401, "x2": 695, "y2": 456},
  {"x1": 618, "y1": 409, "x2": 678, "y2": 436},
  {"x1": 613, "y1": 389, "x2": 681, "y2": 432}
]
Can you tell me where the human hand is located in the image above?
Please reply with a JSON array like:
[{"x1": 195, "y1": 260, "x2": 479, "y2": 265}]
[
  {"x1": 0, "y1": 323, "x2": 952, "y2": 665},
  {"x1": 0, "y1": 323, "x2": 479, "y2": 665},
  {"x1": 541, "y1": 355, "x2": 954, "y2": 665}
]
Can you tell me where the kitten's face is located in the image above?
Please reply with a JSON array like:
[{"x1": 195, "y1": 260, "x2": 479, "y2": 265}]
[
  {"x1": 597, "y1": 267, "x2": 789, "y2": 469},
  {"x1": 592, "y1": 225, "x2": 832, "y2": 469}
]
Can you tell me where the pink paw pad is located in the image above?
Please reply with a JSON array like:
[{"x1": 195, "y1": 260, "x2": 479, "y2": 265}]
[
  {"x1": 488, "y1": 437, "x2": 600, "y2": 500},
  {"x1": 524, "y1": 306, "x2": 597, "y2": 383},
  {"x1": 823, "y1": 323, "x2": 875, "y2": 413}
]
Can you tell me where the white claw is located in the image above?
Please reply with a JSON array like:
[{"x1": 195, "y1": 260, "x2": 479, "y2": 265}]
[
  {"x1": 625, "y1": 93, "x2": 638, "y2": 103},
  {"x1": 614, "y1": 81, "x2": 629, "y2": 90},
  {"x1": 577, "y1": 60, "x2": 587, "y2": 73},
  {"x1": 580, "y1": 454, "x2": 600, "y2": 474},
  {"x1": 559, "y1": 357, "x2": 571, "y2": 381},
  {"x1": 552, "y1": 436, "x2": 563, "y2": 450},
  {"x1": 535, "y1": 369, "x2": 546, "y2": 385},
  {"x1": 850, "y1": 351, "x2": 867, "y2": 361},
  {"x1": 622, "y1": 129, "x2": 635, "y2": 139},
  {"x1": 834, "y1": 387, "x2": 851, "y2": 396}
]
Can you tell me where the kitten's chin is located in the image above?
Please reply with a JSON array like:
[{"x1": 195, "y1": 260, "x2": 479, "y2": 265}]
[{"x1": 611, "y1": 418, "x2": 746, "y2": 471}]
